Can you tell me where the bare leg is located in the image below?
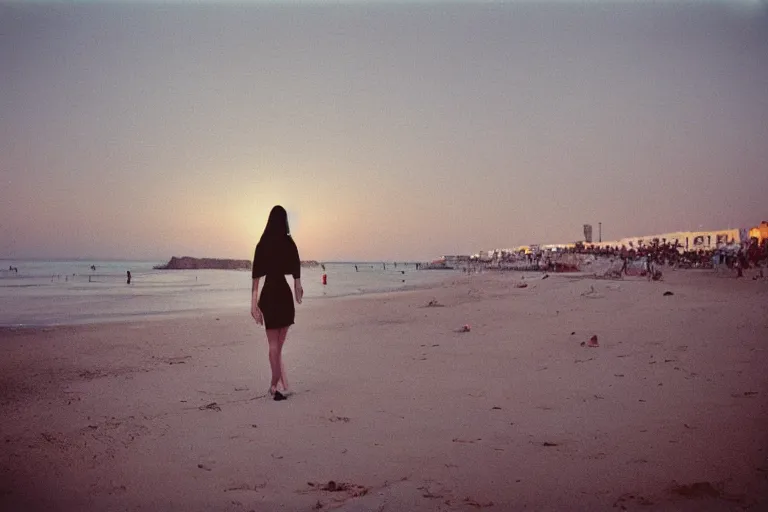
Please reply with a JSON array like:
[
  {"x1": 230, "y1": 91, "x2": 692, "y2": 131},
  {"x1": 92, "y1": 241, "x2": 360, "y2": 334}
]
[
  {"x1": 266, "y1": 328, "x2": 281, "y2": 393},
  {"x1": 277, "y1": 327, "x2": 290, "y2": 392}
]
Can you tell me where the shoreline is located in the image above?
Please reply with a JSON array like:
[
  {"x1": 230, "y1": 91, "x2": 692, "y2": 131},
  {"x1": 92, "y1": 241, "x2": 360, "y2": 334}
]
[
  {"x1": 0, "y1": 272, "x2": 461, "y2": 329},
  {"x1": 0, "y1": 265, "x2": 461, "y2": 328},
  {"x1": 2, "y1": 266, "x2": 763, "y2": 330}
]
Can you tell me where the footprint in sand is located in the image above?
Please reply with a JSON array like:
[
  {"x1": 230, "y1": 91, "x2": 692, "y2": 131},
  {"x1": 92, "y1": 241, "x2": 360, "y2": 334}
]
[
  {"x1": 224, "y1": 482, "x2": 267, "y2": 492},
  {"x1": 452, "y1": 437, "x2": 482, "y2": 444}
]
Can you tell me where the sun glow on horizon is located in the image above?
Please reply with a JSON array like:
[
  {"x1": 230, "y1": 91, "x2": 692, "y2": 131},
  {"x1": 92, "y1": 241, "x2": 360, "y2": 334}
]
[{"x1": 1, "y1": 3, "x2": 766, "y2": 261}]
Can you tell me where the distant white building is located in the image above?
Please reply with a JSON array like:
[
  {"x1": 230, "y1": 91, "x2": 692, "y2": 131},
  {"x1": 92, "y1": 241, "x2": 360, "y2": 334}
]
[
  {"x1": 592, "y1": 228, "x2": 741, "y2": 251},
  {"x1": 459, "y1": 226, "x2": 749, "y2": 264},
  {"x1": 441, "y1": 255, "x2": 471, "y2": 267},
  {"x1": 477, "y1": 250, "x2": 492, "y2": 262}
]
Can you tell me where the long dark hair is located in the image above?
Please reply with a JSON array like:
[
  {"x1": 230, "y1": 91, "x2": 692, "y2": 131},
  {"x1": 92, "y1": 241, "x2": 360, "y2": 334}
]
[{"x1": 258, "y1": 205, "x2": 291, "y2": 246}]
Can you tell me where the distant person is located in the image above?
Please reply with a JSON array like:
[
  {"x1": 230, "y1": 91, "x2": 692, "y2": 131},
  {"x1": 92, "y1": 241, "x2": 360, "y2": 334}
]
[
  {"x1": 126, "y1": 270, "x2": 132, "y2": 284},
  {"x1": 251, "y1": 205, "x2": 303, "y2": 402},
  {"x1": 321, "y1": 263, "x2": 325, "y2": 271},
  {"x1": 355, "y1": 265, "x2": 358, "y2": 272},
  {"x1": 620, "y1": 257, "x2": 629, "y2": 275},
  {"x1": 736, "y1": 251, "x2": 747, "y2": 278}
]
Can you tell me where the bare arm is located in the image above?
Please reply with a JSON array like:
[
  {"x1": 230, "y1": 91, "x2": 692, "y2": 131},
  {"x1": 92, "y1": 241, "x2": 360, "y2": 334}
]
[
  {"x1": 294, "y1": 277, "x2": 303, "y2": 304},
  {"x1": 251, "y1": 277, "x2": 263, "y2": 324},
  {"x1": 290, "y1": 238, "x2": 303, "y2": 304}
]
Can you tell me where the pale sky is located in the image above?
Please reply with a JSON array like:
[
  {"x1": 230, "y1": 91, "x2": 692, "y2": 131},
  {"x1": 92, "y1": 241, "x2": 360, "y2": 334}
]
[{"x1": 2, "y1": 1, "x2": 767, "y2": 261}]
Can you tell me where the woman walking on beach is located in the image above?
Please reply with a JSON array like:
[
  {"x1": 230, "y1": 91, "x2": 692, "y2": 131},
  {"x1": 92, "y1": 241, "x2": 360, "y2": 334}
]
[{"x1": 251, "y1": 205, "x2": 303, "y2": 401}]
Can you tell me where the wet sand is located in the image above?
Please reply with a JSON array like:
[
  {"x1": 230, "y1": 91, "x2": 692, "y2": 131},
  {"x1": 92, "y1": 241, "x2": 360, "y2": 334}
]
[{"x1": 1, "y1": 270, "x2": 767, "y2": 511}]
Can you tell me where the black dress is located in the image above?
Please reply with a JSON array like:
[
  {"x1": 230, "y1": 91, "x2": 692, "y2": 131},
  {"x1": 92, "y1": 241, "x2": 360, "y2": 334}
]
[{"x1": 252, "y1": 236, "x2": 301, "y2": 329}]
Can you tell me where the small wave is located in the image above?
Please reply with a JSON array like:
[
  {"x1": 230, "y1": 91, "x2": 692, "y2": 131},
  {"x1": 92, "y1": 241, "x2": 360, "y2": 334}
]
[{"x1": 0, "y1": 283, "x2": 51, "y2": 288}]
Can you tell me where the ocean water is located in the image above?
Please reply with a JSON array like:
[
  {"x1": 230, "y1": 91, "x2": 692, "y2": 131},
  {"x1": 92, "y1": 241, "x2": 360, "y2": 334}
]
[{"x1": 0, "y1": 260, "x2": 455, "y2": 327}]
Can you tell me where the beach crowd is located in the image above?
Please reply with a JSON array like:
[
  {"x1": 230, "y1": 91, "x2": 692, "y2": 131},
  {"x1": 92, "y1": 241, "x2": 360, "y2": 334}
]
[{"x1": 489, "y1": 238, "x2": 768, "y2": 278}]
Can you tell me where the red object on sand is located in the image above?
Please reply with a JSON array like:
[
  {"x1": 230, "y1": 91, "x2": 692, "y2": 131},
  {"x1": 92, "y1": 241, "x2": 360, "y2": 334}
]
[
  {"x1": 322, "y1": 274, "x2": 327, "y2": 285},
  {"x1": 588, "y1": 335, "x2": 599, "y2": 347}
]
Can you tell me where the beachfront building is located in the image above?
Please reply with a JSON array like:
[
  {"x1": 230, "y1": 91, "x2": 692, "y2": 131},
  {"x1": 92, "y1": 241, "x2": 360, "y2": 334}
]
[
  {"x1": 478, "y1": 226, "x2": 753, "y2": 262},
  {"x1": 749, "y1": 221, "x2": 768, "y2": 242},
  {"x1": 432, "y1": 255, "x2": 472, "y2": 269},
  {"x1": 590, "y1": 228, "x2": 742, "y2": 252},
  {"x1": 540, "y1": 243, "x2": 576, "y2": 252}
]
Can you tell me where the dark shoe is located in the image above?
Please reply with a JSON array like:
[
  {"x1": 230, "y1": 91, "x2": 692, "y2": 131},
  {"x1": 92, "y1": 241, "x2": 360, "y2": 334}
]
[{"x1": 273, "y1": 391, "x2": 287, "y2": 401}]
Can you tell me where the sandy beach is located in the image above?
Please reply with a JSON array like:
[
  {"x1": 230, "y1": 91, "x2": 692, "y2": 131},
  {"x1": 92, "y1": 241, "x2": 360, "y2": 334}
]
[{"x1": 1, "y1": 270, "x2": 766, "y2": 511}]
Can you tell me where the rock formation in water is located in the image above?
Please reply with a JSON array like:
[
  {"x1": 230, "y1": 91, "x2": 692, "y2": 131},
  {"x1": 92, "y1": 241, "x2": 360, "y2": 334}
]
[
  {"x1": 154, "y1": 257, "x2": 251, "y2": 270},
  {"x1": 155, "y1": 257, "x2": 321, "y2": 270}
]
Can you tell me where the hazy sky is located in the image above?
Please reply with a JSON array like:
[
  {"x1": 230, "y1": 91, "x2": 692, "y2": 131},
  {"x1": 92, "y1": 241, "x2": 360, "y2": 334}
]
[{"x1": 2, "y1": 1, "x2": 767, "y2": 261}]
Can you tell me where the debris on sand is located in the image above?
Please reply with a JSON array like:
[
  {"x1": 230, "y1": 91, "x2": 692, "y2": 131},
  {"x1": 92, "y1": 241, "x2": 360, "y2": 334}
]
[
  {"x1": 669, "y1": 481, "x2": 721, "y2": 499},
  {"x1": 542, "y1": 274, "x2": 549, "y2": 280},
  {"x1": 199, "y1": 402, "x2": 221, "y2": 412},
  {"x1": 426, "y1": 299, "x2": 444, "y2": 307},
  {"x1": 323, "y1": 481, "x2": 343, "y2": 492},
  {"x1": 457, "y1": 324, "x2": 471, "y2": 333},
  {"x1": 515, "y1": 283, "x2": 528, "y2": 288},
  {"x1": 581, "y1": 285, "x2": 603, "y2": 298},
  {"x1": 305, "y1": 480, "x2": 369, "y2": 497},
  {"x1": 667, "y1": 481, "x2": 745, "y2": 503},
  {"x1": 463, "y1": 496, "x2": 495, "y2": 508},
  {"x1": 613, "y1": 493, "x2": 654, "y2": 509},
  {"x1": 418, "y1": 484, "x2": 444, "y2": 499},
  {"x1": 587, "y1": 335, "x2": 599, "y2": 348},
  {"x1": 663, "y1": 291, "x2": 674, "y2": 296},
  {"x1": 225, "y1": 482, "x2": 267, "y2": 492}
]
